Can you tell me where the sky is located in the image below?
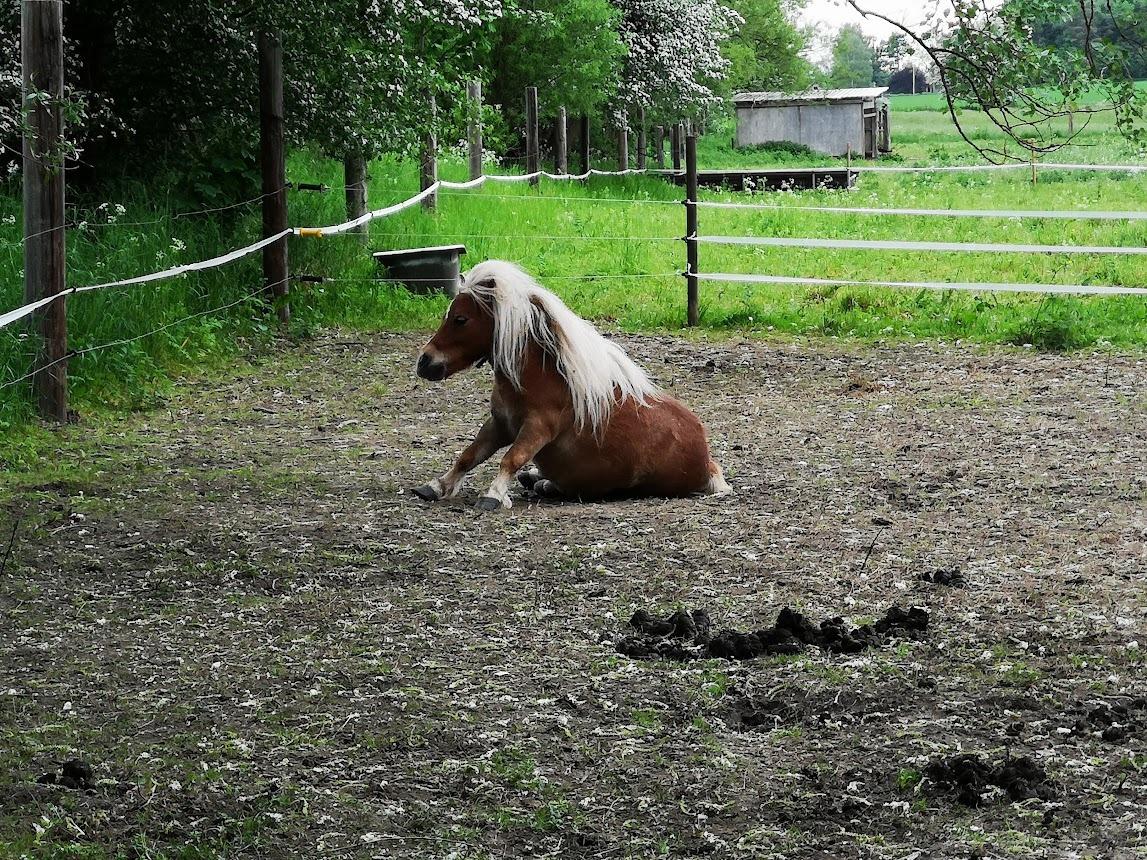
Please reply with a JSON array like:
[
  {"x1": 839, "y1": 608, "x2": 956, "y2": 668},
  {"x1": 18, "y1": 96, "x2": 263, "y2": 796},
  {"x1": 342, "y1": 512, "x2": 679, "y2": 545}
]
[{"x1": 798, "y1": 0, "x2": 945, "y2": 65}]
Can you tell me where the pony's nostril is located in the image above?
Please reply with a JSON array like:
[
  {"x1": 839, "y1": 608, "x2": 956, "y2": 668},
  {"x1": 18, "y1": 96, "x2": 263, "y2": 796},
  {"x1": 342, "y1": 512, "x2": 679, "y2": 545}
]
[{"x1": 417, "y1": 353, "x2": 446, "y2": 381}]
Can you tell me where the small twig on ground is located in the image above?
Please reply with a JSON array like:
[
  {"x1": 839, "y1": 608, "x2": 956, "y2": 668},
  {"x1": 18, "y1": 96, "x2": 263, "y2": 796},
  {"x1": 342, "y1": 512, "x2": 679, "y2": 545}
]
[
  {"x1": 0, "y1": 519, "x2": 18, "y2": 578},
  {"x1": 857, "y1": 526, "x2": 887, "y2": 574}
]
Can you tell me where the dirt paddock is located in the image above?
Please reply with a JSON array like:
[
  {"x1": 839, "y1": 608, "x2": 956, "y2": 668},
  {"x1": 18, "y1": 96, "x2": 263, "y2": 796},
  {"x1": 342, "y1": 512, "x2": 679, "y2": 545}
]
[{"x1": 2, "y1": 332, "x2": 1145, "y2": 858}]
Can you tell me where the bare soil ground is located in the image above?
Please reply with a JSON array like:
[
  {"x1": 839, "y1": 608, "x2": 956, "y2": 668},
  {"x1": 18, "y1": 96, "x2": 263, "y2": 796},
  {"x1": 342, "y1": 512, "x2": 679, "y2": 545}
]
[{"x1": 2, "y1": 331, "x2": 1145, "y2": 859}]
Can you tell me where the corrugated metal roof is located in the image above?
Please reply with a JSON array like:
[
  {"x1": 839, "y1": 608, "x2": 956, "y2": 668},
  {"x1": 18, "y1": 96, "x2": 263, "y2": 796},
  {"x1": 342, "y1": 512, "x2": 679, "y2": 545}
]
[{"x1": 734, "y1": 87, "x2": 888, "y2": 106}]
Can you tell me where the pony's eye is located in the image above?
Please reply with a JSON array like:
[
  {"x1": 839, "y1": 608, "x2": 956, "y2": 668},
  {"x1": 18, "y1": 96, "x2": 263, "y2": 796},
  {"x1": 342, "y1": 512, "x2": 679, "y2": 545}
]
[{"x1": 453, "y1": 315, "x2": 468, "y2": 326}]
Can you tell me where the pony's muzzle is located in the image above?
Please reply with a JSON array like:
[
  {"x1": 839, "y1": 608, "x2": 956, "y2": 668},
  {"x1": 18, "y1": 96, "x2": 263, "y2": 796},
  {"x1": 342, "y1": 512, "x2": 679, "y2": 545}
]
[{"x1": 417, "y1": 352, "x2": 447, "y2": 382}]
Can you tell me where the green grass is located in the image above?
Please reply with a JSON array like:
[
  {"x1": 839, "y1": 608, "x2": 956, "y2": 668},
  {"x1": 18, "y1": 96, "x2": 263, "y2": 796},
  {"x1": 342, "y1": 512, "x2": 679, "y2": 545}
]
[{"x1": 2, "y1": 98, "x2": 1146, "y2": 435}]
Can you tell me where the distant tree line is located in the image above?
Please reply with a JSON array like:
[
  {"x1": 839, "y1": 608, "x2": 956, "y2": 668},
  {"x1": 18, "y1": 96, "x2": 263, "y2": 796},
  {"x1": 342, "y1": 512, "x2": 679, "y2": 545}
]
[
  {"x1": 1027, "y1": 0, "x2": 1147, "y2": 80},
  {"x1": 847, "y1": 0, "x2": 1146, "y2": 159},
  {"x1": 822, "y1": 27, "x2": 928, "y2": 93},
  {"x1": 0, "y1": 0, "x2": 814, "y2": 197}
]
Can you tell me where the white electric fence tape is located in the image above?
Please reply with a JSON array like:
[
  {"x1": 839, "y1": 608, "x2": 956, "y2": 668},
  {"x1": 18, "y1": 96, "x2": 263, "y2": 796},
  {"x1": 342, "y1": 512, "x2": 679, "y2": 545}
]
[
  {"x1": 854, "y1": 163, "x2": 1147, "y2": 174},
  {"x1": 695, "y1": 201, "x2": 1147, "y2": 220},
  {"x1": 5, "y1": 163, "x2": 1144, "y2": 333},
  {"x1": 696, "y1": 271, "x2": 1147, "y2": 296},
  {"x1": 699, "y1": 235, "x2": 1147, "y2": 255},
  {"x1": 0, "y1": 228, "x2": 291, "y2": 330}
]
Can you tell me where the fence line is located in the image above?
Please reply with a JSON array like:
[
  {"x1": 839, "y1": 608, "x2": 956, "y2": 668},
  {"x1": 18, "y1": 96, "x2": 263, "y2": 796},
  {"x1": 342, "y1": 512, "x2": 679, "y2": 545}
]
[
  {"x1": 852, "y1": 162, "x2": 1147, "y2": 174},
  {"x1": 698, "y1": 235, "x2": 1147, "y2": 255},
  {"x1": 293, "y1": 167, "x2": 646, "y2": 237},
  {"x1": 686, "y1": 137, "x2": 1147, "y2": 312},
  {"x1": 1, "y1": 166, "x2": 660, "y2": 334},
  {"x1": 318, "y1": 272, "x2": 680, "y2": 284},
  {"x1": 7, "y1": 131, "x2": 1147, "y2": 399},
  {"x1": 0, "y1": 229, "x2": 291, "y2": 331},
  {"x1": 694, "y1": 272, "x2": 1147, "y2": 296},
  {"x1": 436, "y1": 190, "x2": 680, "y2": 205},
  {"x1": 7, "y1": 160, "x2": 1147, "y2": 333},
  {"x1": 695, "y1": 201, "x2": 1147, "y2": 220}
]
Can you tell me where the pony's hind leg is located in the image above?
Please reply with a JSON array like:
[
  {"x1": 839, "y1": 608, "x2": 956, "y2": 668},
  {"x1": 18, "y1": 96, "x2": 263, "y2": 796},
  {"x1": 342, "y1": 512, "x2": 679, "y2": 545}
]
[
  {"x1": 532, "y1": 478, "x2": 563, "y2": 498},
  {"x1": 412, "y1": 416, "x2": 508, "y2": 502},
  {"x1": 516, "y1": 464, "x2": 543, "y2": 491},
  {"x1": 517, "y1": 466, "x2": 563, "y2": 498},
  {"x1": 705, "y1": 460, "x2": 732, "y2": 495}
]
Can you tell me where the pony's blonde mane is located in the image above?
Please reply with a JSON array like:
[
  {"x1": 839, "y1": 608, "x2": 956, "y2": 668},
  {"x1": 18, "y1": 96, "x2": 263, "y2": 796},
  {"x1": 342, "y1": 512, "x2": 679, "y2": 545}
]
[{"x1": 461, "y1": 260, "x2": 660, "y2": 431}]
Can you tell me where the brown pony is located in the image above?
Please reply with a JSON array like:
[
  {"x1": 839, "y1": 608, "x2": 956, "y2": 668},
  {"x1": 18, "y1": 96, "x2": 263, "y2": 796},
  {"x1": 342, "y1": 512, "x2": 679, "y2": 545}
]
[{"x1": 413, "y1": 260, "x2": 729, "y2": 511}]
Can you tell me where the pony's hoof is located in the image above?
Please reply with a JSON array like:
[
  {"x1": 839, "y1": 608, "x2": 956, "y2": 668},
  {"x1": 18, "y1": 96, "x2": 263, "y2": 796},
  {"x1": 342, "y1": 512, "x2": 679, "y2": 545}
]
[
  {"x1": 411, "y1": 484, "x2": 440, "y2": 502},
  {"x1": 517, "y1": 466, "x2": 542, "y2": 490},
  {"x1": 475, "y1": 496, "x2": 505, "y2": 512},
  {"x1": 533, "y1": 479, "x2": 562, "y2": 498}
]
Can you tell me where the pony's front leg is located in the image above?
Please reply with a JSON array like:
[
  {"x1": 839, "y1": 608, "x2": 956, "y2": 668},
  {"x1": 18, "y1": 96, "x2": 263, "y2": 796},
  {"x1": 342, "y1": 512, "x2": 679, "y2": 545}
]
[
  {"x1": 476, "y1": 420, "x2": 555, "y2": 512},
  {"x1": 412, "y1": 417, "x2": 508, "y2": 502}
]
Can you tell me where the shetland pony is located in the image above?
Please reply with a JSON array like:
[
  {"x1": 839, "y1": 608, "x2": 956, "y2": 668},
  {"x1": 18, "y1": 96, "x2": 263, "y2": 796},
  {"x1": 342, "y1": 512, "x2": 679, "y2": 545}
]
[{"x1": 413, "y1": 260, "x2": 729, "y2": 511}]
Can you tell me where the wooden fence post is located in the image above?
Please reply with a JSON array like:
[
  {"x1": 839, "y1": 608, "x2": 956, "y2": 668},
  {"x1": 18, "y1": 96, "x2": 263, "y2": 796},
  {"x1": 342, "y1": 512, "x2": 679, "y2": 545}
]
[
  {"x1": 637, "y1": 107, "x2": 647, "y2": 171},
  {"x1": 525, "y1": 86, "x2": 539, "y2": 185},
  {"x1": 555, "y1": 106, "x2": 568, "y2": 175},
  {"x1": 671, "y1": 123, "x2": 682, "y2": 171},
  {"x1": 685, "y1": 133, "x2": 699, "y2": 327},
  {"x1": 655, "y1": 125, "x2": 665, "y2": 168},
  {"x1": 617, "y1": 112, "x2": 628, "y2": 172},
  {"x1": 677, "y1": 122, "x2": 687, "y2": 166},
  {"x1": 467, "y1": 80, "x2": 483, "y2": 181},
  {"x1": 258, "y1": 29, "x2": 289, "y2": 326},
  {"x1": 344, "y1": 155, "x2": 367, "y2": 243},
  {"x1": 420, "y1": 96, "x2": 437, "y2": 210},
  {"x1": 22, "y1": 0, "x2": 67, "y2": 421},
  {"x1": 579, "y1": 114, "x2": 591, "y2": 175}
]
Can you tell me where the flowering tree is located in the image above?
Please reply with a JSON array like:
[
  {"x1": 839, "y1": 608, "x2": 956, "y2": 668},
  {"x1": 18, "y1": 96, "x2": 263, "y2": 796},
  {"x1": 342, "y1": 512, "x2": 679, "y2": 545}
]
[
  {"x1": 0, "y1": 1, "x2": 502, "y2": 190},
  {"x1": 612, "y1": 0, "x2": 742, "y2": 120},
  {"x1": 485, "y1": 0, "x2": 624, "y2": 133}
]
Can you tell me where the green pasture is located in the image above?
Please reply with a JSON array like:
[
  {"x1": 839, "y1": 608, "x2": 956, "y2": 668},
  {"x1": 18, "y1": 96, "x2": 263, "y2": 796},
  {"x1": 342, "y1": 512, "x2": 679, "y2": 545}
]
[{"x1": 2, "y1": 98, "x2": 1146, "y2": 433}]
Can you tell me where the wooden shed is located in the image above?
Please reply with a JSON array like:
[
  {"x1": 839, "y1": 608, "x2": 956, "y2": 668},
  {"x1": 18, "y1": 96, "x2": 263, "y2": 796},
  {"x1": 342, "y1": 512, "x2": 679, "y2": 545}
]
[{"x1": 733, "y1": 87, "x2": 891, "y2": 158}]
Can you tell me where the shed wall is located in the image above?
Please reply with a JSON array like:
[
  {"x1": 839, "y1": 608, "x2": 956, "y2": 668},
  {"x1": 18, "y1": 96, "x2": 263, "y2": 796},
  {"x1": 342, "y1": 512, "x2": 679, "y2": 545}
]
[{"x1": 735, "y1": 103, "x2": 864, "y2": 156}]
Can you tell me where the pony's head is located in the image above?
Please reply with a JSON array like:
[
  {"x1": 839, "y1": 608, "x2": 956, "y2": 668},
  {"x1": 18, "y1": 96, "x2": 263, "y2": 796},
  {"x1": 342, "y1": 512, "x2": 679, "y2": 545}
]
[
  {"x1": 416, "y1": 289, "x2": 495, "y2": 382},
  {"x1": 417, "y1": 260, "x2": 659, "y2": 431}
]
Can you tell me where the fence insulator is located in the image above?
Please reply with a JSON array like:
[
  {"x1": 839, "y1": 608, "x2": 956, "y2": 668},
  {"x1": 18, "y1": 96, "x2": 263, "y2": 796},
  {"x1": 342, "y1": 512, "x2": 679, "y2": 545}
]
[{"x1": 297, "y1": 228, "x2": 324, "y2": 238}]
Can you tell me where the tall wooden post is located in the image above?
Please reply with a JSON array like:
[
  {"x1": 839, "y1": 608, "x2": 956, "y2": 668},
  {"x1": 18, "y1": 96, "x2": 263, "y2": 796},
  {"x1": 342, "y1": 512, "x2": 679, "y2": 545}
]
[
  {"x1": 555, "y1": 107, "x2": 568, "y2": 175},
  {"x1": 685, "y1": 133, "x2": 699, "y2": 327},
  {"x1": 655, "y1": 125, "x2": 665, "y2": 168},
  {"x1": 344, "y1": 155, "x2": 367, "y2": 243},
  {"x1": 617, "y1": 112, "x2": 628, "y2": 172},
  {"x1": 677, "y1": 122, "x2": 687, "y2": 167},
  {"x1": 671, "y1": 124, "x2": 682, "y2": 171},
  {"x1": 525, "y1": 86, "x2": 539, "y2": 185},
  {"x1": 636, "y1": 107, "x2": 647, "y2": 171},
  {"x1": 579, "y1": 114, "x2": 591, "y2": 175},
  {"x1": 420, "y1": 96, "x2": 437, "y2": 210},
  {"x1": 467, "y1": 80, "x2": 483, "y2": 181},
  {"x1": 22, "y1": 0, "x2": 67, "y2": 421},
  {"x1": 258, "y1": 30, "x2": 289, "y2": 325}
]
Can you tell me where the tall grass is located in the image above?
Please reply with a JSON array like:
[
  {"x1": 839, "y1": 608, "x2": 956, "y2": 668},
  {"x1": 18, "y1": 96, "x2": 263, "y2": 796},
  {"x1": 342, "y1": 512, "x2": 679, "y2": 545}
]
[{"x1": 1, "y1": 104, "x2": 1146, "y2": 434}]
